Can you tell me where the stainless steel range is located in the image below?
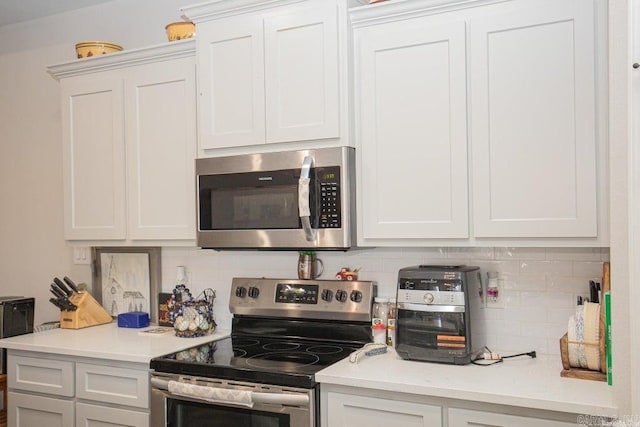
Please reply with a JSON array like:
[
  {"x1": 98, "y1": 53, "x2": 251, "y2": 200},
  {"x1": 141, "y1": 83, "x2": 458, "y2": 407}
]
[{"x1": 150, "y1": 277, "x2": 376, "y2": 427}]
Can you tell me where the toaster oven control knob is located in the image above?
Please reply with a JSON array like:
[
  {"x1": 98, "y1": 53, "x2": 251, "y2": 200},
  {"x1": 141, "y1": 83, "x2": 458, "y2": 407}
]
[
  {"x1": 248, "y1": 287, "x2": 260, "y2": 299},
  {"x1": 350, "y1": 290, "x2": 363, "y2": 303},
  {"x1": 424, "y1": 293, "x2": 435, "y2": 304},
  {"x1": 335, "y1": 290, "x2": 348, "y2": 302},
  {"x1": 235, "y1": 286, "x2": 247, "y2": 298},
  {"x1": 321, "y1": 289, "x2": 334, "y2": 302}
]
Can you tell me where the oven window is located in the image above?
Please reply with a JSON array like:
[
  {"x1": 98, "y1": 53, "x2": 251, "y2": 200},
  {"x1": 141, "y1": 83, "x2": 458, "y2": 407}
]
[
  {"x1": 396, "y1": 309, "x2": 466, "y2": 350},
  {"x1": 167, "y1": 398, "x2": 290, "y2": 427},
  {"x1": 199, "y1": 169, "x2": 319, "y2": 231}
]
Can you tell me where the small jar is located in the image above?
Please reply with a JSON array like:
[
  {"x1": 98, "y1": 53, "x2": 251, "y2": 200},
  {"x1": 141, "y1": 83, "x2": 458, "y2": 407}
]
[
  {"x1": 387, "y1": 298, "x2": 397, "y2": 347},
  {"x1": 372, "y1": 297, "x2": 389, "y2": 344}
]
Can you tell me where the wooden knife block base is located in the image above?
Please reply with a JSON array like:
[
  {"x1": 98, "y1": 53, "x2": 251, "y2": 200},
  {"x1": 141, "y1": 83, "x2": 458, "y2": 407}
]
[{"x1": 60, "y1": 292, "x2": 112, "y2": 329}]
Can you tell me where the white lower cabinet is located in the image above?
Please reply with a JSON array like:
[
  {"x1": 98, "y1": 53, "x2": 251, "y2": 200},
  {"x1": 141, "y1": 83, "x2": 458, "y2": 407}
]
[
  {"x1": 7, "y1": 352, "x2": 149, "y2": 427},
  {"x1": 9, "y1": 392, "x2": 75, "y2": 427},
  {"x1": 325, "y1": 391, "x2": 442, "y2": 426},
  {"x1": 76, "y1": 402, "x2": 150, "y2": 427},
  {"x1": 448, "y1": 408, "x2": 576, "y2": 427},
  {"x1": 321, "y1": 385, "x2": 580, "y2": 427}
]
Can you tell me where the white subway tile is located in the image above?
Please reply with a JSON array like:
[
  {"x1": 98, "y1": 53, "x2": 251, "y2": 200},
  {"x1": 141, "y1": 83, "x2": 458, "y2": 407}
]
[
  {"x1": 495, "y1": 247, "x2": 546, "y2": 260},
  {"x1": 446, "y1": 247, "x2": 495, "y2": 260},
  {"x1": 545, "y1": 247, "x2": 603, "y2": 261},
  {"x1": 573, "y1": 261, "x2": 605, "y2": 278},
  {"x1": 547, "y1": 276, "x2": 591, "y2": 293},
  {"x1": 501, "y1": 275, "x2": 546, "y2": 291},
  {"x1": 519, "y1": 261, "x2": 573, "y2": 276}
]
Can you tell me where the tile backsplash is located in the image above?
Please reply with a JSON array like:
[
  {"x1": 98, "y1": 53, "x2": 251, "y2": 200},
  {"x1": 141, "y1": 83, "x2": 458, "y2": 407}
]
[{"x1": 160, "y1": 247, "x2": 609, "y2": 356}]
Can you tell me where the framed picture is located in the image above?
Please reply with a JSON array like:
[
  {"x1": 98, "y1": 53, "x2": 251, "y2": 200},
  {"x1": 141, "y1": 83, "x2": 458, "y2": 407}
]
[{"x1": 91, "y1": 247, "x2": 161, "y2": 323}]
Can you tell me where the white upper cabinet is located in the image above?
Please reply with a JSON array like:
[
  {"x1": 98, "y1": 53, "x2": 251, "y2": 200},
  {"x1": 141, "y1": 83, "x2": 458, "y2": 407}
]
[
  {"x1": 352, "y1": 0, "x2": 607, "y2": 246},
  {"x1": 60, "y1": 77, "x2": 126, "y2": 240},
  {"x1": 49, "y1": 41, "x2": 197, "y2": 244},
  {"x1": 469, "y1": 0, "x2": 598, "y2": 238},
  {"x1": 183, "y1": 0, "x2": 347, "y2": 153},
  {"x1": 356, "y1": 17, "x2": 469, "y2": 239}
]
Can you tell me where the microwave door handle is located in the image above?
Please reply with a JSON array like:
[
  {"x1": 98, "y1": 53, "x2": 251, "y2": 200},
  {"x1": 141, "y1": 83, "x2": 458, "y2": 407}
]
[{"x1": 298, "y1": 155, "x2": 316, "y2": 241}]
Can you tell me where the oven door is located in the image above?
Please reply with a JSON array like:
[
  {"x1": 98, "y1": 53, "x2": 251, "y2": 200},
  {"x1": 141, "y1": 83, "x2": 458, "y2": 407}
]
[
  {"x1": 150, "y1": 374, "x2": 315, "y2": 427},
  {"x1": 395, "y1": 304, "x2": 471, "y2": 364}
]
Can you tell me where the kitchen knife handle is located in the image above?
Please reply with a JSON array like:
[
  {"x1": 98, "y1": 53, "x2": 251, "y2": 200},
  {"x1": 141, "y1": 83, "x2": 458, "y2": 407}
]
[
  {"x1": 49, "y1": 298, "x2": 64, "y2": 310},
  {"x1": 63, "y1": 276, "x2": 80, "y2": 293},
  {"x1": 50, "y1": 287, "x2": 65, "y2": 299},
  {"x1": 51, "y1": 282, "x2": 70, "y2": 298},
  {"x1": 53, "y1": 277, "x2": 73, "y2": 296}
]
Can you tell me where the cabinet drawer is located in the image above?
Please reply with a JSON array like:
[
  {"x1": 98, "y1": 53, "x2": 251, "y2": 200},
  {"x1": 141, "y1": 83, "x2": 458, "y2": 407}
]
[
  {"x1": 8, "y1": 355, "x2": 74, "y2": 397},
  {"x1": 76, "y1": 363, "x2": 149, "y2": 409},
  {"x1": 76, "y1": 402, "x2": 149, "y2": 427},
  {"x1": 8, "y1": 391, "x2": 74, "y2": 427}
]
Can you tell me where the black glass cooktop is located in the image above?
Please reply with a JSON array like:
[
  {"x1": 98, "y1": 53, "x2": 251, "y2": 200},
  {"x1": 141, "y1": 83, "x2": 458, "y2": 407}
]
[{"x1": 150, "y1": 334, "x2": 363, "y2": 388}]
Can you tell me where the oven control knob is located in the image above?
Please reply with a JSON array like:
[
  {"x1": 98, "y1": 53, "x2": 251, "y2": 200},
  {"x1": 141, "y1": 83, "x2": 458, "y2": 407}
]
[
  {"x1": 424, "y1": 293, "x2": 435, "y2": 304},
  {"x1": 235, "y1": 286, "x2": 247, "y2": 298},
  {"x1": 321, "y1": 289, "x2": 334, "y2": 302},
  {"x1": 350, "y1": 290, "x2": 363, "y2": 303},
  {"x1": 248, "y1": 287, "x2": 260, "y2": 299},
  {"x1": 335, "y1": 290, "x2": 348, "y2": 302}
]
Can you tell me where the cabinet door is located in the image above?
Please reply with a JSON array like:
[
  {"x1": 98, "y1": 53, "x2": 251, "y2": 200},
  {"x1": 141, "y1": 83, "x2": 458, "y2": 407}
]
[
  {"x1": 61, "y1": 77, "x2": 126, "y2": 240},
  {"x1": 8, "y1": 391, "x2": 74, "y2": 427},
  {"x1": 470, "y1": 0, "x2": 597, "y2": 237},
  {"x1": 449, "y1": 408, "x2": 576, "y2": 427},
  {"x1": 76, "y1": 402, "x2": 149, "y2": 427},
  {"x1": 356, "y1": 18, "x2": 469, "y2": 239},
  {"x1": 76, "y1": 363, "x2": 149, "y2": 409},
  {"x1": 125, "y1": 57, "x2": 196, "y2": 240},
  {"x1": 264, "y1": 3, "x2": 340, "y2": 144},
  {"x1": 8, "y1": 354, "x2": 74, "y2": 397},
  {"x1": 196, "y1": 15, "x2": 265, "y2": 149},
  {"x1": 325, "y1": 392, "x2": 442, "y2": 427}
]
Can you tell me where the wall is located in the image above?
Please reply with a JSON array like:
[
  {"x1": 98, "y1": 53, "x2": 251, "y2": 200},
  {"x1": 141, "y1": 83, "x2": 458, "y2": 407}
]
[{"x1": 161, "y1": 246, "x2": 609, "y2": 356}]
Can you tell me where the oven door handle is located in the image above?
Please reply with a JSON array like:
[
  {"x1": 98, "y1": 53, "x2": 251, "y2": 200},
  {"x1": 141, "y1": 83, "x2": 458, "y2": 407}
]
[
  {"x1": 398, "y1": 303, "x2": 465, "y2": 313},
  {"x1": 151, "y1": 378, "x2": 310, "y2": 407},
  {"x1": 298, "y1": 155, "x2": 316, "y2": 242}
]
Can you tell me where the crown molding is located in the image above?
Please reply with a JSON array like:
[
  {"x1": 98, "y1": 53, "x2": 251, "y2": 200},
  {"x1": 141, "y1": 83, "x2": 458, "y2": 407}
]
[
  {"x1": 181, "y1": 0, "x2": 306, "y2": 23},
  {"x1": 47, "y1": 39, "x2": 195, "y2": 80},
  {"x1": 350, "y1": 0, "x2": 511, "y2": 28}
]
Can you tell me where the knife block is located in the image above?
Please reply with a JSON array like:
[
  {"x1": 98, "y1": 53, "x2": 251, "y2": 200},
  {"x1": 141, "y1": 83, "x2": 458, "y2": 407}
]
[{"x1": 59, "y1": 292, "x2": 112, "y2": 329}]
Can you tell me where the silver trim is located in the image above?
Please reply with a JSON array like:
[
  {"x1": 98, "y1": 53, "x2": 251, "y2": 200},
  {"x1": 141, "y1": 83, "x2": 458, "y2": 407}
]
[{"x1": 398, "y1": 302, "x2": 466, "y2": 313}]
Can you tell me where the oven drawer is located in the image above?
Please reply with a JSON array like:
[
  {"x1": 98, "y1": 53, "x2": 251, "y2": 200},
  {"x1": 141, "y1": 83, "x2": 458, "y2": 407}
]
[
  {"x1": 76, "y1": 402, "x2": 149, "y2": 427},
  {"x1": 76, "y1": 363, "x2": 149, "y2": 409},
  {"x1": 8, "y1": 355, "x2": 74, "y2": 397}
]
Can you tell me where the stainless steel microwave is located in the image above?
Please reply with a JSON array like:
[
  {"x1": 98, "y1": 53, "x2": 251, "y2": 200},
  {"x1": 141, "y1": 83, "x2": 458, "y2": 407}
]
[{"x1": 196, "y1": 147, "x2": 356, "y2": 250}]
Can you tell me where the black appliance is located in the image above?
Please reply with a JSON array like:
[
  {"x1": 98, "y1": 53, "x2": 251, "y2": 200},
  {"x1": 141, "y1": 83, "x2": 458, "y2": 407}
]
[
  {"x1": 395, "y1": 265, "x2": 485, "y2": 365},
  {"x1": 0, "y1": 297, "x2": 35, "y2": 373},
  {"x1": 150, "y1": 278, "x2": 376, "y2": 427}
]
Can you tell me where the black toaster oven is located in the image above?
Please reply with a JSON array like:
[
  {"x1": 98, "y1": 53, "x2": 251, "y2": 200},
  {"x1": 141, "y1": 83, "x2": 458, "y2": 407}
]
[{"x1": 395, "y1": 265, "x2": 484, "y2": 365}]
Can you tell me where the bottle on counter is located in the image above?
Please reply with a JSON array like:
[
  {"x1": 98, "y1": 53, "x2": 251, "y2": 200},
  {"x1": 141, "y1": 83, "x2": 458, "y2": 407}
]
[
  {"x1": 387, "y1": 298, "x2": 397, "y2": 347},
  {"x1": 372, "y1": 297, "x2": 389, "y2": 344}
]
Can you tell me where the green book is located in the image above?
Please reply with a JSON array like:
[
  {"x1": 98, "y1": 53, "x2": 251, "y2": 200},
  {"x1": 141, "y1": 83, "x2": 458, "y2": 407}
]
[{"x1": 604, "y1": 292, "x2": 612, "y2": 386}]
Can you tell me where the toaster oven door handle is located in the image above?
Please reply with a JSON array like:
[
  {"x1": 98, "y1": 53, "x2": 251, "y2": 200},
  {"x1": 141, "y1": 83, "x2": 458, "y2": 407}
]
[
  {"x1": 298, "y1": 155, "x2": 316, "y2": 242},
  {"x1": 398, "y1": 302, "x2": 466, "y2": 313}
]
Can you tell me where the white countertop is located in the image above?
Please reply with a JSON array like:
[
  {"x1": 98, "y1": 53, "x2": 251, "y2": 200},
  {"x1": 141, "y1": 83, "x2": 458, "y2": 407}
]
[
  {"x1": 0, "y1": 322, "x2": 230, "y2": 364},
  {"x1": 316, "y1": 347, "x2": 617, "y2": 418}
]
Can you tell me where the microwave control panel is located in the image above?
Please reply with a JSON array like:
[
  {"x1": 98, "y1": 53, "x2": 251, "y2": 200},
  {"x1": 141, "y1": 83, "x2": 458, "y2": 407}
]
[{"x1": 317, "y1": 167, "x2": 341, "y2": 229}]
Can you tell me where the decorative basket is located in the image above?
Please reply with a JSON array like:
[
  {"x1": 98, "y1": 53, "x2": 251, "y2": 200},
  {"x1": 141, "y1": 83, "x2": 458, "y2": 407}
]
[{"x1": 168, "y1": 285, "x2": 216, "y2": 338}]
